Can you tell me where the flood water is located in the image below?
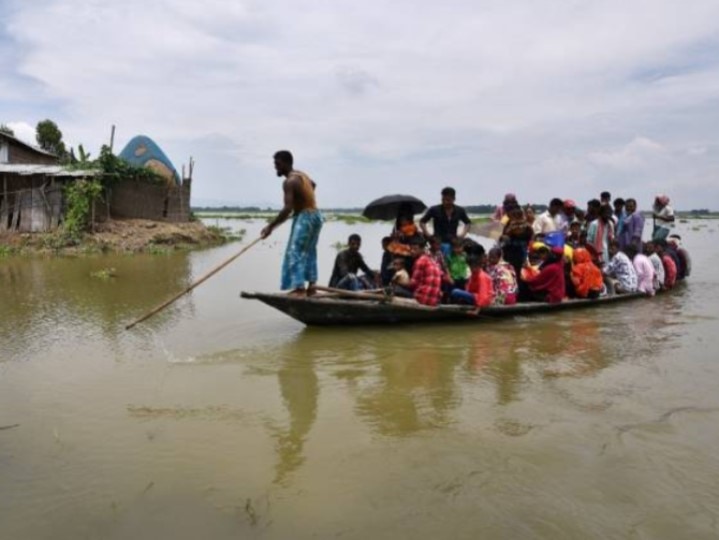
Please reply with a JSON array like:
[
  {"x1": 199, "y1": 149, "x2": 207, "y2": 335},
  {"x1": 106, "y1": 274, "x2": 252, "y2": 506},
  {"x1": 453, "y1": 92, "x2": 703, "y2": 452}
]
[{"x1": 2, "y1": 218, "x2": 719, "y2": 539}]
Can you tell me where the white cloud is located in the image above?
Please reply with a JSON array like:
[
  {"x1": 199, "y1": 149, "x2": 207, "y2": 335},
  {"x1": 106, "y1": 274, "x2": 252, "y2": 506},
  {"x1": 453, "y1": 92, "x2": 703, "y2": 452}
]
[
  {"x1": 6, "y1": 121, "x2": 35, "y2": 144},
  {"x1": 588, "y1": 137, "x2": 667, "y2": 170},
  {"x1": 2, "y1": 0, "x2": 719, "y2": 209}
]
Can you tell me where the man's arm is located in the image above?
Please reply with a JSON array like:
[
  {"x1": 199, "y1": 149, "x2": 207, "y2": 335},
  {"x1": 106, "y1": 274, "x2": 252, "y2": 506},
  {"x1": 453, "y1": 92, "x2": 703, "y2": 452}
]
[
  {"x1": 419, "y1": 208, "x2": 433, "y2": 237},
  {"x1": 261, "y1": 179, "x2": 295, "y2": 238},
  {"x1": 357, "y1": 254, "x2": 375, "y2": 278},
  {"x1": 458, "y1": 208, "x2": 471, "y2": 238}
]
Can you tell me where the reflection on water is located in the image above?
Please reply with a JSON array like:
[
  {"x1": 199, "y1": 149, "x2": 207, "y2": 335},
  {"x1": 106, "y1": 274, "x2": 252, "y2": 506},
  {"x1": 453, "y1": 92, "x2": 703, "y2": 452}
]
[
  {"x1": 273, "y1": 351, "x2": 318, "y2": 485},
  {"x1": 2, "y1": 220, "x2": 719, "y2": 539}
]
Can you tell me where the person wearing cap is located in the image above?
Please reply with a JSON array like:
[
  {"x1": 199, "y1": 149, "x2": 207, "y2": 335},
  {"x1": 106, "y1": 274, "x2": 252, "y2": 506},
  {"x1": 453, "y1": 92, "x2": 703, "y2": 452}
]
[
  {"x1": 652, "y1": 194, "x2": 675, "y2": 242},
  {"x1": 557, "y1": 199, "x2": 577, "y2": 232}
]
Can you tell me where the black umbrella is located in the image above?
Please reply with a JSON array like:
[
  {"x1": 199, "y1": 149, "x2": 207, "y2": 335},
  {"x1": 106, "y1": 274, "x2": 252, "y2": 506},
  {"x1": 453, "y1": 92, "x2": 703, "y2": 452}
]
[{"x1": 362, "y1": 194, "x2": 427, "y2": 221}]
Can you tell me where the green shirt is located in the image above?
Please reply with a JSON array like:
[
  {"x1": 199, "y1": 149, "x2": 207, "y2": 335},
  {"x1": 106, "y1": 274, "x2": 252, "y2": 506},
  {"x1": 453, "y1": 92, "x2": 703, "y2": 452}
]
[{"x1": 447, "y1": 253, "x2": 469, "y2": 280}]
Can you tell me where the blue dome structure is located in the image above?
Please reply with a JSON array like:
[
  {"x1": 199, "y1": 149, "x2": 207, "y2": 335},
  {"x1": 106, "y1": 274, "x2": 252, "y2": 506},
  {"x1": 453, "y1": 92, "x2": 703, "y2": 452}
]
[{"x1": 118, "y1": 135, "x2": 180, "y2": 185}]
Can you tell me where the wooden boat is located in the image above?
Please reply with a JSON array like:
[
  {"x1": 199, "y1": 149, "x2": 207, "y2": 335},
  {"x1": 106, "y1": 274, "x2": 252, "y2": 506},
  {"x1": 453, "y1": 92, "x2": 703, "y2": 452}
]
[{"x1": 240, "y1": 288, "x2": 661, "y2": 326}]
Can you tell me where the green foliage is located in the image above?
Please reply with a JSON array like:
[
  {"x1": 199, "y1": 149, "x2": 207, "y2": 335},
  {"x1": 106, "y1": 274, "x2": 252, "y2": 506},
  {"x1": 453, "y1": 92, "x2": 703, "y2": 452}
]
[
  {"x1": 96, "y1": 145, "x2": 163, "y2": 184},
  {"x1": 146, "y1": 244, "x2": 173, "y2": 255},
  {"x1": 63, "y1": 179, "x2": 103, "y2": 240},
  {"x1": 206, "y1": 225, "x2": 246, "y2": 242},
  {"x1": 0, "y1": 123, "x2": 14, "y2": 136},
  {"x1": 90, "y1": 267, "x2": 117, "y2": 279},
  {"x1": 0, "y1": 245, "x2": 16, "y2": 257},
  {"x1": 36, "y1": 119, "x2": 67, "y2": 158}
]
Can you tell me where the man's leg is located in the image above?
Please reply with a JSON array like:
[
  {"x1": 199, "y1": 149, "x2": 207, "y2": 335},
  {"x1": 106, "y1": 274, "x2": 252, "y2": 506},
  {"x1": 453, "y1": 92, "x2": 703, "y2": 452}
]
[
  {"x1": 304, "y1": 212, "x2": 323, "y2": 295},
  {"x1": 336, "y1": 274, "x2": 360, "y2": 291},
  {"x1": 281, "y1": 217, "x2": 305, "y2": 294}
]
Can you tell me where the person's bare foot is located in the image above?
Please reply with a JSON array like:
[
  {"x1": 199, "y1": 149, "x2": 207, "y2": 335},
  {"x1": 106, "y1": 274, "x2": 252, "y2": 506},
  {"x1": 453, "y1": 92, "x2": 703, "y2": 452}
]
[
  {"x1": 287, "y1": 288, "x2": 306, "y2": 297},
  {"x1": 306, "y1": 285, "x2": 318, "y2": 297}
]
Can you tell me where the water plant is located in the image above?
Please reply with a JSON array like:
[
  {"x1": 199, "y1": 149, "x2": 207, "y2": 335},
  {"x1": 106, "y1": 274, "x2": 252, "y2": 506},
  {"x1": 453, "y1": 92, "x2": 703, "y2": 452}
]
[{"x1": 90, "y1": 267, "x2": 117, "y2": 279}]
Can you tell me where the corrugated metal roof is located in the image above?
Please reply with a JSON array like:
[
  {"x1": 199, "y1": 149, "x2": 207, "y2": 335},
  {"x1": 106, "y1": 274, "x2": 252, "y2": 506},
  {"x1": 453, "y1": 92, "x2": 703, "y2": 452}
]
[
  {"x1": 0, "y1": 164, "x2": 100, "y2": 176},
  {"x1": 0, "y1": 131, "x2": 58, "y2": 157}
]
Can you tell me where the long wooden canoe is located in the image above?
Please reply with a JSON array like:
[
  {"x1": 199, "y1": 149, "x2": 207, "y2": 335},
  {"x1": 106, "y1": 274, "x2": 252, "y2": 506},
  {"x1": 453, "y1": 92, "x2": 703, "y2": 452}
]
[{"x1": 240, "y1": 288, "x2": 662, "y2": 326}]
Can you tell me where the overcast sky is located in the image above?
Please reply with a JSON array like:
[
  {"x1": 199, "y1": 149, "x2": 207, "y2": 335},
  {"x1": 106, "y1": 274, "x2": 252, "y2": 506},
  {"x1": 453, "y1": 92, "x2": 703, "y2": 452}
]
[{"x1": 2, "y1": 0, "x2": 718, "y2": 209}]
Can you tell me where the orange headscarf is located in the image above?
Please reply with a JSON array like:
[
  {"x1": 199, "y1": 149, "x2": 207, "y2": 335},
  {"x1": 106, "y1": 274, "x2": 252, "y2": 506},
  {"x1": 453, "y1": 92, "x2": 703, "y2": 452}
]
[{"x1": 571, "y1": 248, "x2": 603, "y2": 298}]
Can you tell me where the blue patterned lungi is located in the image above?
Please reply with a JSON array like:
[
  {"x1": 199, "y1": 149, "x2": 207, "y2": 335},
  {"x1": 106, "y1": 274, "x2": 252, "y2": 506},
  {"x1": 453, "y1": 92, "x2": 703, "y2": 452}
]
[{"x1": 281, "y1": 210, "x2": 324, "y2": 290}]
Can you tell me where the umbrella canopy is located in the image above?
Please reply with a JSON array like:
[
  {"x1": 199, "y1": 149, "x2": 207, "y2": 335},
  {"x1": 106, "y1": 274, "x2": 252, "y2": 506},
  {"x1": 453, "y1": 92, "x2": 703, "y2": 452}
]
[{"x1": 362, "y1": 194, "x2": 427, "y2": 221}]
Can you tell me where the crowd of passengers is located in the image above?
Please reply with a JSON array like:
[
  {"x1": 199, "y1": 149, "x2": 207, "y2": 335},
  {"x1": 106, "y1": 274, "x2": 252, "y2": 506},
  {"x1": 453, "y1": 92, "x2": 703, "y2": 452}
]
[{"x1": 328, "y1": 187, "x2": 691, "y2": 308}]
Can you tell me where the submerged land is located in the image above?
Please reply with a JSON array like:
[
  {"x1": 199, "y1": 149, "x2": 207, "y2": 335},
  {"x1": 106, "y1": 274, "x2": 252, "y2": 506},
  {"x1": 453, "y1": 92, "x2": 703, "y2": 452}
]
[{"x1": 0, "y1": 218, "x2": 241, "y2": 256}]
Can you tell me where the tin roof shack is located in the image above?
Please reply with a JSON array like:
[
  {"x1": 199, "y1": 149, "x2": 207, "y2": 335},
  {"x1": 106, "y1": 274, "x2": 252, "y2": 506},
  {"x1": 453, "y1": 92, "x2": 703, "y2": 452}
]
[
  {"x1": 0, "y1": 132, "x2": 59, "y2": 166},
  {"x1": 0, "y1": 165, "x2": 99, "y2": 233}
]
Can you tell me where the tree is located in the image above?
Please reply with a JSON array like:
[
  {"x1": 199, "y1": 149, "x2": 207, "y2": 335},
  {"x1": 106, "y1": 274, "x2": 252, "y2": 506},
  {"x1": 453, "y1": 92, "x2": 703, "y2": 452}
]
[
  {"x1": 35, "y1": 119, "x2": 67, "y2": 157},
  {"x1": 0, "y1": 124, "x2": 14, "y2": 137}
]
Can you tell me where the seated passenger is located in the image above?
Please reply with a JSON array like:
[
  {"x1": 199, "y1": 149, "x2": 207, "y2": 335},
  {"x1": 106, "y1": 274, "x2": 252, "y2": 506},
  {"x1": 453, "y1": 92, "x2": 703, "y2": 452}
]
[
  {"x1": 571, "y1": 247, "x2": 604, "y2": 299},
  {"x1": 389, "y1": 257, "x2": 413, "y2": 298},
  {"x1": 329, "y1": 234, "x2": 378, "y2": 291},
  {"x1": 487, "y1": 247, "x2": 518, "y2": 305},
  {"x1": 450, "y1": 254, "x2": 495, "y2": 307},
  {"x1": 643, "y1": 241, "x2": 665, "y2": 291},
  {"x1": 407, "y1": 237, "x2": 443, "y2": 306},
  {"x1": 604, "y1": 240, "x2": 638, "y2": 294},
  {"x1": 664, "y1": 234, "x2": 691, "y2": 281},
  {"x1": 446, "y1": 237, "x2": 470, "y2": 291},
  {"x1": 655, "y1": 241, "x2": 677, "y2": 289},
  {"x1": 667, "y1": 235, "x2": 690, "y2": 280},
  {"x1": 386, "y1": 214, "x2": 422, "y2": 257},
  {"x1": 522, "y1": 246, "x2": 566, "y2": 304},
  {"x1": 625, "y1": 244, "x2": 655, "y2": 296}
]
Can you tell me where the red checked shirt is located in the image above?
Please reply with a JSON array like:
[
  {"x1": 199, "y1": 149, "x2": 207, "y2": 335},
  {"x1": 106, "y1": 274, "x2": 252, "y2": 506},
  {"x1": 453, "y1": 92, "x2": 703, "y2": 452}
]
[{"x1": 410, "y1": 254, "x2": 443, "y2": 306}]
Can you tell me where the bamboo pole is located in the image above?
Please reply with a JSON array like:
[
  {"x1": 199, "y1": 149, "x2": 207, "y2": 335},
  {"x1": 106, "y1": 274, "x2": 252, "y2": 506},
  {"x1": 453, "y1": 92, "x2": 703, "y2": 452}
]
[
  {"x1": 125, "y1": 237, "x2": 263, "y2": 330},
  {"x1": 313, "y1": 285, "x2": 391, "y2": 301}
]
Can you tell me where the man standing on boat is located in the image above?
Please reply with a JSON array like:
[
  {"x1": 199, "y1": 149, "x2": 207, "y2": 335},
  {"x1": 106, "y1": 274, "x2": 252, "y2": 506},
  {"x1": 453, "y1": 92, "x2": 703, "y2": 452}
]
[
  {"x1": 261, "y1": 150, "x2": 323, "y2": 296},
  {"x1": 419, "y1": 187, "x2": 471, "y2": 258}
]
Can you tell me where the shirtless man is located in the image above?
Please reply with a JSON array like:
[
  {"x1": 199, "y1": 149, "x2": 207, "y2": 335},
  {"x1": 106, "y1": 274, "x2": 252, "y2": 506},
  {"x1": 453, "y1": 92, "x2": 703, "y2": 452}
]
[{"x1": 261, "y1": 150, "x2": 323, "y2": 296}]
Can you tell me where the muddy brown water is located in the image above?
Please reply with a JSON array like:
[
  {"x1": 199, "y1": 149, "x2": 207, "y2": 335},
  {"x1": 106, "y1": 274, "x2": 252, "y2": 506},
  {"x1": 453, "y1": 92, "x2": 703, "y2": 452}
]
[{"x1": 1, "y1": 219, "x2": 719, "y2": 539}]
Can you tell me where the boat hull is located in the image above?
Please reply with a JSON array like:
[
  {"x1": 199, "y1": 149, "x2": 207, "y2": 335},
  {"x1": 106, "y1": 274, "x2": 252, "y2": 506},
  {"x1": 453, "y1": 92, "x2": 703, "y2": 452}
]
[{"x1": 240, "y1": 290, "x2": 656, "y2": 326}]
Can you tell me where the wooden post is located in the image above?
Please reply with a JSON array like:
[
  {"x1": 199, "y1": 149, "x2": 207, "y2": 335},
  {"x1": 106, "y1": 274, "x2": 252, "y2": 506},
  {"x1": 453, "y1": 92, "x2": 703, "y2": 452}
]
[
  {"x1": 1, "y1": 175, "x2": 7, "y2": 231},
  {"x1": 109, "y1": 125, "x2": 116, "y2": 152}
]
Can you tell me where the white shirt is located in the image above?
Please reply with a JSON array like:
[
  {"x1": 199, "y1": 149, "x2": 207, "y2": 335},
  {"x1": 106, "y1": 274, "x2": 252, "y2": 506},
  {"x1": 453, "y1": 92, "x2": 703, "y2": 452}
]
[
  {"x1": 534, "y1": 211, "x2": 558, "y2": 235},
  {"x1": 655, "y1": 205, "x2": 675, "y2": 230}
]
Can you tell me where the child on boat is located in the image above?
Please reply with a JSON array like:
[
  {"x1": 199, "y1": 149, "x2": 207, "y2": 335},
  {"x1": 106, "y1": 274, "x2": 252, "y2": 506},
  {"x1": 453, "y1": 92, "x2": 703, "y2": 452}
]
[
  {"x1": 390, "y1": 257, "x2": 413, "y2": 298},
  {"x1": 446, "y1": 237, "x2": 470, "y2": 291}
]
